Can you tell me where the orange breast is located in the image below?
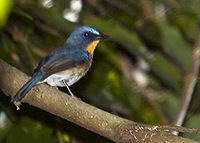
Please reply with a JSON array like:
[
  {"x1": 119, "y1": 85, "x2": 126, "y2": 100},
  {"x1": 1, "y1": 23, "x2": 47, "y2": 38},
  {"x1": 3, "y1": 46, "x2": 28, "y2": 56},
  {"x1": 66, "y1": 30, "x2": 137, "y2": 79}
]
[{"x1": 86, "y1": 40, "x2": 100, "y2": 56}]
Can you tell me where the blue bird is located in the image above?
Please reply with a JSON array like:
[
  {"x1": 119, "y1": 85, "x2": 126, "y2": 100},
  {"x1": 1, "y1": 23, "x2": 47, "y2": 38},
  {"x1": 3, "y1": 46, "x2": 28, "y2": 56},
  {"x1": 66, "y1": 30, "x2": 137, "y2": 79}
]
[{"x1": 12, "y1": 26, "x2": 108, "y2": 102}]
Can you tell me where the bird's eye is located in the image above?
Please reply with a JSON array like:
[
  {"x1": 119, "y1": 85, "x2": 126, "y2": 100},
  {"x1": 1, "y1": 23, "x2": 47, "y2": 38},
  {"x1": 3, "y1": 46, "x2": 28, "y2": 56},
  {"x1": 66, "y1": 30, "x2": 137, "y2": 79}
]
[{"x1": 84, "y1": 32, "x2": 90, "y2": 37}]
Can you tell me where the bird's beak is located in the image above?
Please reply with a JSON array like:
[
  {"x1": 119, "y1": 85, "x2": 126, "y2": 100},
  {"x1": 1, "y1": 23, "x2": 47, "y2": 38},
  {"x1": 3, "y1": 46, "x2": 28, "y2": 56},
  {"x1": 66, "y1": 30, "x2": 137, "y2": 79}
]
[{"x1": 95, "y1": 34, "x2": 109, "y2": 40}]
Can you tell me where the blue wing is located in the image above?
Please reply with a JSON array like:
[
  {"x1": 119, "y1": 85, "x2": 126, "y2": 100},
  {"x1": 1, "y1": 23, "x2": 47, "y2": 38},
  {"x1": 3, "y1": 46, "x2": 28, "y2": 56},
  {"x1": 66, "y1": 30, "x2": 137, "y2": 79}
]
[{"x1": 35, "y1": 48, "x2": 91, "y2": 80}]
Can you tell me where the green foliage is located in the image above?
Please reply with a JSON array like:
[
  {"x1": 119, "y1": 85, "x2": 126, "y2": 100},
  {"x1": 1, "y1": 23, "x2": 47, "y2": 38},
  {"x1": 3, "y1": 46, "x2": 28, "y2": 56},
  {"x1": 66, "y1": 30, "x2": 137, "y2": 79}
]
[
  {"x1": 1, "y1": 0, "x2": 200, "y2": 142},
  {"x1": 0, "y1": 0, "x2": 13, "y2": 28},
  {"x1": 5, "y1": 117, "x2": 58, "y2": 143},
  {"x1": 182, "y1": 114, "x2": 200, "y2": 140}
]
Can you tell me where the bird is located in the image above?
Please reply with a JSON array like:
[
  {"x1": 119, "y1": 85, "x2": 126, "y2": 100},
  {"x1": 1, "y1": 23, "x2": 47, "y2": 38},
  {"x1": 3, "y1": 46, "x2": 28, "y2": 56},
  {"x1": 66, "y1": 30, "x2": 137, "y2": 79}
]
[{"x1": 12, "y1": 26, "x2": 108, "y2": 102}]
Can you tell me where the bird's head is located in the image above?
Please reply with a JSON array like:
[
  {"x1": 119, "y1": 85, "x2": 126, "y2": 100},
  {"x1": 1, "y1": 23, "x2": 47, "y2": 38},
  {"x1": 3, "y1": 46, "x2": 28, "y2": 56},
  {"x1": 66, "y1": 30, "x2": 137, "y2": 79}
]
[{"x1": 66, "y1": 26, "x2": 108, "y2": 56}]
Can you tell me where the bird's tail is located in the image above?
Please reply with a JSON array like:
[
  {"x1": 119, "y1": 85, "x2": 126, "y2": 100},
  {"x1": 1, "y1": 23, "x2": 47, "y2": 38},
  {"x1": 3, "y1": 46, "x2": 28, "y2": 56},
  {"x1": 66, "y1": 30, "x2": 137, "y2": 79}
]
[{"x1": 11, "y1": 72, "x2": 43, "y2": 102}]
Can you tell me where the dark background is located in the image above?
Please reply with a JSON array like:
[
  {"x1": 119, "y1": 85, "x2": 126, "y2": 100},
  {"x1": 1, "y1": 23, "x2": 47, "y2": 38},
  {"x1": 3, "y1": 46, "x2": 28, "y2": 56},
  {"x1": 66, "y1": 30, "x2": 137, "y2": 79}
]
[{"x1": 0, "y1": 0, "x2": 200, "y2": 142}]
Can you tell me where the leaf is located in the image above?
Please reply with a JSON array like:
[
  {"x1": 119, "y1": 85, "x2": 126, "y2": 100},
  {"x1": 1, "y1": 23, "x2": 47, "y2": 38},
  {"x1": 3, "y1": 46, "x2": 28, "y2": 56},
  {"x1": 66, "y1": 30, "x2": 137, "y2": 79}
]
[
  {"x1": 182, "y1": 114, "x2": 200, "y2": 141},
  {"x1": 0, "y1": 0, "x2": 13, "y2": 28},
  {"x1": 155, "y1": 19, "x2": 192, "y2": 72},
  {"x1": 169, "y1": 10, "x2": 198, "y2": 40},
  {"x1": 6, "y1": 117, "x2": 58, "y2": 143}
]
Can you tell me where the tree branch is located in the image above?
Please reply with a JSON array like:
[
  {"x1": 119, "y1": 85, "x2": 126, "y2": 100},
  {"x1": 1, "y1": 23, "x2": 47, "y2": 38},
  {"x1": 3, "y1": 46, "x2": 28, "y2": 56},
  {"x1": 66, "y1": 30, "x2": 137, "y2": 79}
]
[{"x1": 0, "y1": 59, "x2": 200, "y2": 143}]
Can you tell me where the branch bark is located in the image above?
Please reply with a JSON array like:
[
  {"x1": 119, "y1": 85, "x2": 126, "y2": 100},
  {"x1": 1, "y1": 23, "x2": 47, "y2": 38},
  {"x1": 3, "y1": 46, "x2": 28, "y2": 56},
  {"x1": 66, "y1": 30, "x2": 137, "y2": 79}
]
[{"x1": 0, "y1": 59, "x2": 200, "y2": 143}]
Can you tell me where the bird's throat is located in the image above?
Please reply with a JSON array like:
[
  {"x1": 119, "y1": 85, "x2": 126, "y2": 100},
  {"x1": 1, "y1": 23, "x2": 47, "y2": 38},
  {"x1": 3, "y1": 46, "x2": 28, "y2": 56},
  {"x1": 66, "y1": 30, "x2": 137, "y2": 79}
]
[{"x1": 86, "y1": 40, "x2": 99, "y2": 56}]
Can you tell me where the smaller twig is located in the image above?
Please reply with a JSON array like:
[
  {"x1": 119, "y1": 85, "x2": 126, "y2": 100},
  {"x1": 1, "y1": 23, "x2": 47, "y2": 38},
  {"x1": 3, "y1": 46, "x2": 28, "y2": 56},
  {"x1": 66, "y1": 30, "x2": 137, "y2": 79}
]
[
  {"x1": 5, "y1": 25, "x2": 36, "y2": 70},
  {"x1": 56, "y1": 129, "x2": 64, "y2": 143},
  {"x1": 104, "y1": 0, "x2": 136, "y2": 16},
  {"x1": 34, "y1": 20, "x2": 61, "y2": 37},
  {"x1": 158, "y1": 125, "x2": 200, "y2": 135},
  {"x1": 173, "y1": 19, "x2": 200, "y2": 134},
  {"x1": 139, "y1": 0, "x2": 155, "y2": 19},
  {"x1": 118, "y1": 53, "x2": 170, "y2": 124},
  {"x1": 164, "y1": 0, "x2": 180, "y2": 10},
  {"x1": 134, "y1": 124, "x2": 200, "y2": 135},
  {"x1": 85, "y1": 0, "x2": 107, "y2": 15}
]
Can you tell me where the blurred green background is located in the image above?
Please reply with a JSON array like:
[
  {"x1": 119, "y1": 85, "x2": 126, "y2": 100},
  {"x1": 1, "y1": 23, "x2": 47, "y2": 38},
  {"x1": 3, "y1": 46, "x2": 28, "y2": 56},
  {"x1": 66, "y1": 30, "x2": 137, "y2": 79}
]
[{"x1": 1, "y1": 0, "x2": 200, "y2": 142}]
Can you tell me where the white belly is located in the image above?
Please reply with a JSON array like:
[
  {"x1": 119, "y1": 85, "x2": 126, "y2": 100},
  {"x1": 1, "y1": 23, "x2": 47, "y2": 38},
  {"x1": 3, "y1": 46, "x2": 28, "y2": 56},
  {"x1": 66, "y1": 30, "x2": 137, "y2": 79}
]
[{"x1": 38, "y1": 66, "x2": 90, "y2": 87}]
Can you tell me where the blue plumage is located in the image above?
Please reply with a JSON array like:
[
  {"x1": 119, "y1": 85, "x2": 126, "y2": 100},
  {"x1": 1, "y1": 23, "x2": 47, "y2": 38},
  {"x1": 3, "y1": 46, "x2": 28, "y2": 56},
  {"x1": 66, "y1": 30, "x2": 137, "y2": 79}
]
[
  {"x1": 12, "y1": 72, "x2": 42, "y2": 102},
  {"x1": 12, "y1": 26, "x2": 107, "y2": 102}
]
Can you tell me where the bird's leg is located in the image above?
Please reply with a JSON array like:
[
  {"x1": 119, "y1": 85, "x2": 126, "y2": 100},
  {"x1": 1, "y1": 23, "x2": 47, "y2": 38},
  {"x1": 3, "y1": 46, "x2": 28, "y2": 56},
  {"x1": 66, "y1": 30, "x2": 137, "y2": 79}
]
[{"x1": 62, "y1": 80, "x2": 75, "y2": 97}]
